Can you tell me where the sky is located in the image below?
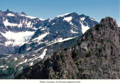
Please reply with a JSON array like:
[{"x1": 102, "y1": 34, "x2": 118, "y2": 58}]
[{"x1": 0, "y1": 0, "x2": 120, "y2": 26}]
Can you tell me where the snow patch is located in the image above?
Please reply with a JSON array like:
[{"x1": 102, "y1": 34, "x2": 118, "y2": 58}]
[
  {"x1": 26, "y1": 16, "x2": 37, "y2": 19},
  {"x1": 57, "y1": 37, "x2": 74, "y2": 43},
  {"x1": 26, "y1": 21, "x2": 32, "y2": 28},
  {"x1": 80, "y1": 17, "x2": 85, "y2": 21},
  {"x1": 14, "y1": 57, "x2": 18, "y2": 61},
  {"x1": 32, "y1": 54, "x2": 35, "y2": 56},
  {"x1": 0, "y1": 65, "x2": 5, "y2": 68},
  {"x1": 5, "y1": 41, "x2": 13, "y2": 46},
  {"x1": 32, "y1": 32, "x2": 49, "y2": 42},
  {"x1": 16, "y1": 59, "x2": 27, "y2": 67},
  {"x1": 6, "y1": 66, "x2": 8, "y2": 68},
  {"x1": 80, "y1": 22, "x2": 90, "y2": 34},
  {"x1": 41, "y1": 27, "x2": 47, "y2": 31},
  {"x1": 0, "y1": 65, "x2": 8, "y2": 69},
  {"x1": 40, "y1": 49, "x2": 47, "y2": 59},
  {"x1": 39, "y1": 18, "x2": 45, "y2": 21},
  {"x1": 28, "y1": 49, "x2": 47, "y2": 62},
  {"x1": 70, "y1": 22, "x2": 74, "y2": 25},
  {"x1": 29, "y1": 62, "x2": 33, "y2": 66},
  {"x1": 20, "y1": 14, "x2": 44, "y2": 21},
  {"x1": 63, "y1": 17, "x2": 72, "y2": 22},
  {"x1": 3, "y1": 19, "x2": 22, "y2": 27},
  {"x1": 70, "y1": 30, "x2": 78, "y2": 34},
  {"x1": 34, "y1": 47, "x2": 44, "y2": 53},
  {"x1": 52, "y1": 23, "x2": 55, "y2": 25},
  {"x1": 47, "y1": 37, "x2": 76, "y2": 46},
  {"x1": 7, "y1": 13, "x2": 15, "y2": 16},
  {"x1": 3, "y1": 19, "x2": 37, "y2": 28},
  {"x1": 19, "y1": 67, "x2": 23, "y2": 71},
  {"x1": 20, "y1": 14, "x2": 36, "y2": 19},
  {"x1": 7, "y1": 54, "x2": 12, "y2": 57},
  {"x1": 32, "y1": 27, "x2": 38, "y2": 30},
  {"x1": 27, "y1": 47, "x2": 31, "y2": 51},
  {"x1": 1, "y1": 31, "x2": 35, "y2": 46},
  {"x1": 21, "y1": 55, "x2": 25, "y2": 58}
]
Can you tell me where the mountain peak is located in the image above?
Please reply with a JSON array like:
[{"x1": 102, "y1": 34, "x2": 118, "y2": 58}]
[
  {"x1": 69, "y1": 12, "x2": 78, "y2": 15},
  {"x1": 6, "y1": 9, "x2": 11, "y2": 12},
  {"x1": 100, "y1": 17, "x2": 118, "y2": 28},
  {"x1": 79, "y1": 14, "x2": 87, "y2": 17},
  {"x1": 21, "y1": 12, "x2": 27, "y2": 15},
  {"x1": 56, "y1": 12, "x2": 79, "y2": 18},
  {"x1": 5, "y1": 9, "x2": 14, "y2": 14}
]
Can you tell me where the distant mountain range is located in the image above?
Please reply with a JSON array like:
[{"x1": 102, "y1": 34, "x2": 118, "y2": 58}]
[
  {"x1": 0, "y1": 9, "x2": 99, "y2": 79},
  {"x1": 16, "y1": 12, "x2": 98, "y2": 54},
  {"x1": 0, "y1": 9, "x2": 98, "y2": 55}
]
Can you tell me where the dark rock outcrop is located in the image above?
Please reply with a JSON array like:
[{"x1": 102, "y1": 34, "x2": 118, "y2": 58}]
[
  {"x1": 15, "y1": 17, "x2": 120, "y2": 79},
  {"x1": 21, "y1": 12, "x2": 27, "y2": 15}
]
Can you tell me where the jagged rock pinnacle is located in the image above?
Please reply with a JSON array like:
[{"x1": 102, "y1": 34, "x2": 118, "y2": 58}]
[{"x1": 100, "y1": 17, "x2": 118, "y2": 28}]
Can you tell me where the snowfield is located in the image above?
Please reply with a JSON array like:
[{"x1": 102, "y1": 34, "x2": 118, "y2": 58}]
[
  {"x1": 3, "y1": 19, "x2": 22, "y2": 28},
  {"x1": 46, "y1": 37, "x2": 76, "y2": 46},
  {"x1": 80, "y1": 21, "x2": 90, "y2": 34},
  {"x1": 1, "y1": 31, "x2": 35, "y2": 46},
  {"x1": 80, "y1": 17, "x2": 85, "y2": 21},
  {"x1": 3, "y1": 19, "x2": 36, "y2": 28},
  {"x1": 32, "y1": 32, "x2": 49, "y2": 42},
  {"x1": 63, "y1": 17, "x2": 72, "y2": 22},
  {"x1": 7, "y1": 13, "x2": 15, "y2": 16}
]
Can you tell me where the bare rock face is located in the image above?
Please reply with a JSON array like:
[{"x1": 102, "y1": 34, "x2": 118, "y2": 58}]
[
  {"x1": 15, "y1": 17, "x2": 120, "y2": 79},
  {"x1": 101, "y1": 17, "x2": 118, "y2": 28}
]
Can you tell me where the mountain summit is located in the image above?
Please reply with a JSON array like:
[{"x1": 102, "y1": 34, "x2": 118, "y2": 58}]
[
  {"x1": 16, "y1": 12, "x2": 98, "y2": 53},
  {"x1": 15, "y1": 17, "x2": 120, "y2": 79}
]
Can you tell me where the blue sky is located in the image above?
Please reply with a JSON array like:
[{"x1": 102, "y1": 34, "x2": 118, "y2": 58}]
[{"x1": 0, "y1": 0, "x2": 120, "y2": 26}]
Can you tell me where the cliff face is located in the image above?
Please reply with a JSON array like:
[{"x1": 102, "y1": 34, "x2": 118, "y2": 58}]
[{"x1": 15, "y1": 17, "x2": 120, "y2": 79}]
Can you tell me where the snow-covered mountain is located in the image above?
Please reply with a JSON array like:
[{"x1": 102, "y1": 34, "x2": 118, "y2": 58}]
[
  {"x1": 0, "y1": 10, "x2": 99, "y2": 79},
  {"x1": 0, "y1": 10, "x2": 98, "y2": 54},
  {"x1": 17, "y1": 12, "x2": 98, "y2": 53},
  {"x1": 0, "y1": 9, "x2": 45, "y2": 54}
]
